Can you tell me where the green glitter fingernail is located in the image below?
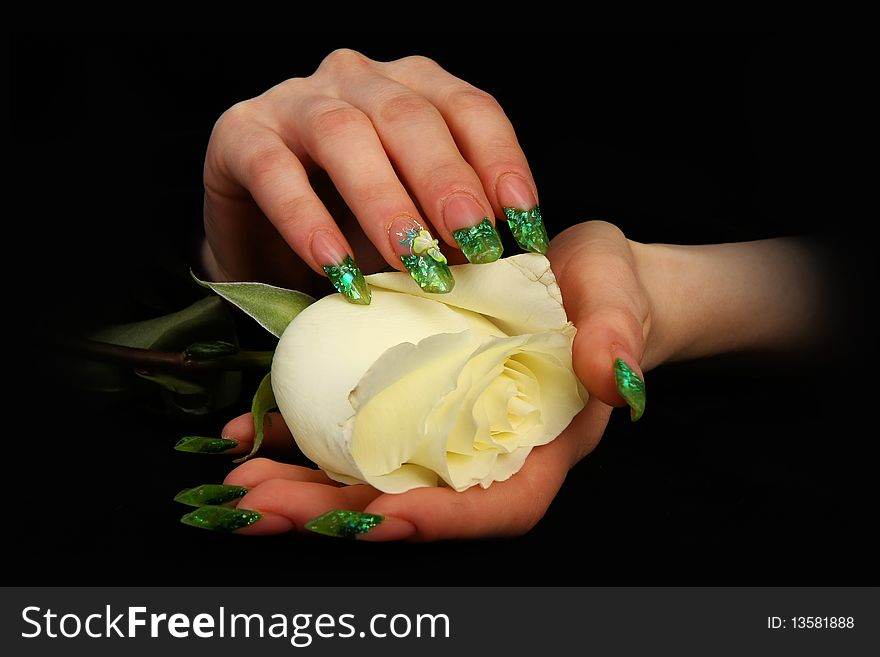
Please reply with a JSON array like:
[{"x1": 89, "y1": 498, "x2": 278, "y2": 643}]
[
  {"x1": 180, "y1": 505, "x2": 262, "y2": 532},
  {"x1": 323, "y1": 255, "x2": 371, "y2": 305},
  {"x1": 504, "y1": 206, "x2": 549, "y2": 254},
  {"x1": 392, "y1": 220, "x2": 455, "y2": 293},
  {"x1": 174, "y1": 436, "x2": 239, "y2": 454},
  {"x1": 304, "y1": 509, "x2": 384, "y2": 539},
  {"x1": 174, "y1": 484, "x2": 248, "y2": 507},
  {"x1": 614, "y1": 358, "x2": 646, "y2": 422},
  {"x1": 452, "y1": 218, "x2": 504, "y2": 264},
  {"x1": 400, "y1": 255, "x2": 455, "y2": 293}
]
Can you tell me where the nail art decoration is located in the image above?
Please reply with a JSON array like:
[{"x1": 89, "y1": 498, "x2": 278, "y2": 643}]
[
  {"x1": 174, "y1": 436, "x2": 239, "y2": 454},
  {"x1": 614, "y1": 358, "x2": 646, "y2": 422},
  {"x1": 323, "y1": 256, "x2": 371, "y2": 305},
  {"x1": 452, "y1": 218, "x2": 504, "y2": 264},
  {"x1": 391, "y1": 218, "x2": 454, "y2": 294},
  {"x1": 406, "y1": 226, "x2": 447, "y2": 263},
  {"x1": 504, "y1": 206, "x2": 549, "y2": 255},
  {"x1": 304, "y1": 509, "x2": 384, "y2": 539},
  {"x1": 174, "y1": 484, "x2": 248, "y2": 507},
  {"x1": 179, "y1": 505, "x2": 262, "y2": 532}
]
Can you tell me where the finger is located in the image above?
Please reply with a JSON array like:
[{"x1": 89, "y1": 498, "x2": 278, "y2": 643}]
[
  {"x1": 210, "y1": 105, "x2": 371, "y2": 303},
  {"x1": 362, "y1": 399, "x2": 610, "y2": 541},
  {"x1": 224, "y1": 457, "x2": 337, "y2": 487},
  {"x1": 326, "y1": 66, "x2": 504, "y2": 266},
  {"x1": 231, "y1": 479, "x2": 388, "y2": 536},
  {"x1": 386, "y1": 56, "x2": 547, "y2": 255},
  {"x1": 549, "y1": 222, "x2": 649, "y2": 419},
  {"x1": 184, "y1": 413, "x2": 295, "y2": 454}
]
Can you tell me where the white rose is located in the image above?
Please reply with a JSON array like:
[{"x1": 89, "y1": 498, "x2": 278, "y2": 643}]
[{"x1": 271, "y1": 254, "x2": 586, "y2": 493}]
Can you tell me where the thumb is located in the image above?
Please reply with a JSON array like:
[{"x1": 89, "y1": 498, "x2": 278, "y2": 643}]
[{"x1": 548, "y1": 221, "x2": 649, "y2": 421}]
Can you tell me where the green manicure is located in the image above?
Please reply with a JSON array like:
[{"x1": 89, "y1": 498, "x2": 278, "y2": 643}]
[
  {"x1": 174, "y1": 484, "x2": 248, "y2": 507},
  {"x1": 305, "y1": 509, "x2": 384, "y2": 539},
  {"x1": 452, "y1": 218, "x2": 504, "y2": 264},
  {"x1": 401, "y1": 255, "x2": 455, "y2": 294},
  {"x1": 180, "y1": 505, "x2": 262, "y2": 532},
  {"x1": 174, "y1": 436, "x2": 239, "y2": 454},
  {"x1": 614, "y1": 358, "x2": 646, "y2": 422},
  {"x1": 323, "y1": 256, "x2": 371, "y2": 305},
  {"x1": 504, "y1": 206, "x2": 549, "y2": 254}
]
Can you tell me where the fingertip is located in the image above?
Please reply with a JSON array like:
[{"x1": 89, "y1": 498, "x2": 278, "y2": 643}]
[
  {"x1": 611, "y1": 347, "x2": 646, "y2": 422},
  {"x1": 221, "y1": 413, "x2": 255, "y2": 442},
  {"x1": 356, "y1": 515, "x2": 417, "y2": 542},
  {"x1": 232, "y1": 510, "x2": 295, "y2": 535},
  {"x1": 571, "y1": 334, "x2": 627, "y2": 408}
]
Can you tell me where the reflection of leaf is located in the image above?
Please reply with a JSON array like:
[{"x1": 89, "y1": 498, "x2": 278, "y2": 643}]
[
  {"x1": 192, "y1": 273, "x2": 314, "y2": 338},
  {"x1": 136, "y1": 371, "x2": 208, "y2": 395},
  {"x1": 154, "y1": 371, "x2": 242, "y2": 416},
  {"x1": 78, "y1": 296, "x2": 242, "y2": 414},
  {"x1": 91, "y1": 296, "x2": 235, "y2": 350},
  {"x1": 234, "y1": 373, "x2": 276, "y2": 463}
]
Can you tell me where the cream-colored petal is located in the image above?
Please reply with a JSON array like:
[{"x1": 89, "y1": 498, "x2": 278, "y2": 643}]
[
  {"x1": 366, "y1": 254, "x2": 569, "y2": 334},
  {"x1": 273, "y1": 289, "x2": 490, "y2": 482},
  {"x1": 348, "y1": 330, "x2": 480, "y2": 478},
  {"x1": 476, "y1": 446, "x2": 533, "y2": 489},
  {"x1": 360, "y1": 463, "x2": 440, "y2": 494}
]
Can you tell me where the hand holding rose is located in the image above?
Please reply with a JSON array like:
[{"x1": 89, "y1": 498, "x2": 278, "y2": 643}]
[
  {"x1": 178, "y1": 222, "x2": 828, "y2": 540},
  {"x1": 183, "y1": 49, "x2": 830, "y2": 540}
]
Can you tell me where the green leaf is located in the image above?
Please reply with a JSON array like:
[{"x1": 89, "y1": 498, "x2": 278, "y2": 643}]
[
  {"x1": 234, "y1": 373, "x2": 276, "y2": 463},
  {"x1": 192, "y1": 273, "x2": 315, "y2": 338}
]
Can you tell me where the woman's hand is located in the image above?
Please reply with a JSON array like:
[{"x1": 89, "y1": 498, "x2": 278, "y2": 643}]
[
  {"x1": 183, "y1": 398, "x2": 610, "y2": 541},
  {"x1": 202, "y1": 49, "x2": 546, "y2": 301},
  {"x1": 175, "y1": 224, "x2": 652, "y2": 540},
  {"x1": 180, "y1": 221, "x2": 831, "y2": 540}
]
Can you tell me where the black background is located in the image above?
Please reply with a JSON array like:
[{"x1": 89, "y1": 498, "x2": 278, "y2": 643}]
[{"x1": 9, "y1": 32, "x2": 873, "y2": 584}]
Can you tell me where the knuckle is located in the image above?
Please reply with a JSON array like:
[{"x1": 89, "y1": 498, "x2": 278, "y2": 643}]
[
  {"x1": 397, "y1": 54, "x2": 440, "y2": 70},
  {"x1": 273, "y1": 194, "x2": 316, "y2": 229},
  {"x1": 350, "y1": 180, "x2": 402, "y2": 206},
  {"x1": 446, "y1": 86, "x2": 501, "y2": 114},
  {"x1": 214, "y1": 99, "x2": 258, "y2": 134},
  {"x1": 307, "y1": 101, "x2": 371, "y2": 141},
  {"x1": 318, "y1": 47, "x2": 372, "y2": 73},
  {"x1": 418, "y1": 161, "x2": 467, "y2": 195},
  {"x1": 246, "y1": 146, "x2": 289, "y2": 185},
  {"x1": 265, "y1": 76, "x2": 311, "y2": 100},
  {"x1": 378, "y1": 90, "x2": 437, "y2": 124}
]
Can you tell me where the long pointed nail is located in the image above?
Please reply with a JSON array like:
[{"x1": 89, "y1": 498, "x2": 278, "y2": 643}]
[
  {"x1": 453, "y1": 218, "x2": 504, "y2": 264},
  {"x1": 174, "y1": 436, "x2": 239, "y2": 454},
  {"x1": 445, "y1": 195, "x2": 503, "y2": 264},
  {"x1": 503, "y1": 206, "x2": 549, "y2": 254},
  {"x1": 390, "y1": 216, "x2": 454, "y2": 293},
  {"x1": 323, "y1": 256, "x2": 371, "y2": 304},
  {"x1": 304, "y1": 509, "x2": 384, "y2": 539},
  {"x1": 614, "y1": 358, "x2": 646, "y2": 421},
  {"x1": 496, "y1": 174, "x2": 548, "y2": 254},
  {"x1": 180, "y1": 505, "x2": 262, "y2": 532},
  {"x1": 313, "y1": 232, "x2": 371, "y2": 304},
  {"x1": 174, "y1": 484, "x2": 248, "y2": 507}
]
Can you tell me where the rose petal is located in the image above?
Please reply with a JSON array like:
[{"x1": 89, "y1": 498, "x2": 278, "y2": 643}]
[
  {"x1": 347, "y1": 330, "x2": 481, "y2": 485},
  {"x1": 366, "y1": 254, "x2": 568, "y2": 334},
  {"x1": 273, "y1": 290, "x2": 494, "y2": 483}
]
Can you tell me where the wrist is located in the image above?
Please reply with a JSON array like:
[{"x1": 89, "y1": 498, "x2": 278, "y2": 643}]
[
  {"x1": 629, "y1": 240, "x2": 684, "y2": 371},
  {"x1": 631, "y1": 237, "x2": 830, "y2": 370}
]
